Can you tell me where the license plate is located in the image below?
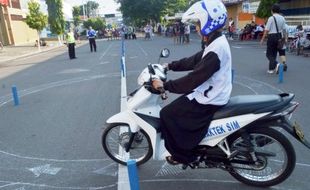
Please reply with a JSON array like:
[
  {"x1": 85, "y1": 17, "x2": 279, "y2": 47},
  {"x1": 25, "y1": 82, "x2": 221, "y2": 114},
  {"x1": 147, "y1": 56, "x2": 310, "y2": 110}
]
[{"x1": 293, "y1": 122, "x2": 305, "y2": 141}]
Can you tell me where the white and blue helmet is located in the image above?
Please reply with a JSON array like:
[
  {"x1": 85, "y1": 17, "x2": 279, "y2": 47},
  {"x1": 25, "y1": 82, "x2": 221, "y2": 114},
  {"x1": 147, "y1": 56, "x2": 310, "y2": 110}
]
[{"x1": 182, "y1": 0, "x2": 227, "y2": 36}]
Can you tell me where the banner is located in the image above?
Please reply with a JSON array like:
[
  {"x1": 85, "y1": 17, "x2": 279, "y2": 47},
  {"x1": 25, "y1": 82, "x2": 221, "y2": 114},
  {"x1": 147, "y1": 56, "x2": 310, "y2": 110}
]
[{"x1": 0, "y1": 0, "x2": 9, "y2": 6}]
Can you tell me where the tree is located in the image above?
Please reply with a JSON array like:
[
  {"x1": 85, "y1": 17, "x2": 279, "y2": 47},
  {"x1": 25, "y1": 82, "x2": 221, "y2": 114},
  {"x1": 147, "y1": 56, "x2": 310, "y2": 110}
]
[
  {"x1": 83, "y1": 17, "x2": 106, "y2": 31},
  {"x1": 25, "y1": 0, "x2": 47, "y2": 51},
  {"x1": 72, "y1": 6, "x2": 81, "y2": 26},
  {"x1": 115, "y1": 0, "x2": 194, "y2": 26},
  {"x1": 79, "y1": 1, "x2": 99, "y2": 18},
  {"x1": 163, "y1": 0, "x2": 191, "y2": 16},
  {"x1": 46, "y1": 0, "x2": 65, "y2": 44},
  {"x1": 256, "y1": 0, "x2": 279, "y2": 19},
  {"x1": 117, "y1": 0, "x2": 165, "y2": 25}
]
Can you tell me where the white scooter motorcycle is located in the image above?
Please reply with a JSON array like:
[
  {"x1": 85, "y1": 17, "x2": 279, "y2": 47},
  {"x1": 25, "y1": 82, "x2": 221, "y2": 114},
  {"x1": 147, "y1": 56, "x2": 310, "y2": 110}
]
[{"x1": 102, "y1": 49, "x2": 310, "y2": 187}]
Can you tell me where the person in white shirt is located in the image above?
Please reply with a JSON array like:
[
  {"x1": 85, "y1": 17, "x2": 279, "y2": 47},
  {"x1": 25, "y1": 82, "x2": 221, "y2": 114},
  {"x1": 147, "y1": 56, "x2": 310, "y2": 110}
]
[
  {"x1": 184, "y1": 24, "x2": 191, "y2": 43},
  {"x1": 253, "y1": 24, "x2": 264, "y2": 40},
  {"x1": 260, "y1": 4, "x2": 287, "y2": 74}
]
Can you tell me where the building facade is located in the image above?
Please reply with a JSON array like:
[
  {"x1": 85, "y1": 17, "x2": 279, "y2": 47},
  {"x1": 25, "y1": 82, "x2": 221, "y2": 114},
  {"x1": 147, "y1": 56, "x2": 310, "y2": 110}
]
[
  {"x1": 0, "y1": 0, "x2": 38, "y2": 46},
  {"x1": 223, "y1": 0, "x2": 310, "y2": 30}
]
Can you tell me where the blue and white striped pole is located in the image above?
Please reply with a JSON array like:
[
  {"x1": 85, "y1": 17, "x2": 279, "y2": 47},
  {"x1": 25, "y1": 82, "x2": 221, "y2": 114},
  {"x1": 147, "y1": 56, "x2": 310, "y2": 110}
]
[
  {"x1": 121, "y1": 32, "x2": 126, "y2": 78},
  {"x1": 127, "y1": 159, "x2": 140, "y2": 190},
  {"x1": 278, "y1": 63, "x2": 284, "y2": 83},
  {"x1": 11, "y1": 85, "x2": 19, "y2": 106}
]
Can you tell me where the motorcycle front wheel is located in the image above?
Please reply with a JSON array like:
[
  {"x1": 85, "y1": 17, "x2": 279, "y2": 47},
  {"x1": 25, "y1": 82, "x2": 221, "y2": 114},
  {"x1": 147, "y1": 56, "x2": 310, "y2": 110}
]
[
  {"x1": 228, "y1": 127, "x2": 296, "y2": 187},
  {"x1": 102, "y1": 123, "x2": 153, "y2": 166}
]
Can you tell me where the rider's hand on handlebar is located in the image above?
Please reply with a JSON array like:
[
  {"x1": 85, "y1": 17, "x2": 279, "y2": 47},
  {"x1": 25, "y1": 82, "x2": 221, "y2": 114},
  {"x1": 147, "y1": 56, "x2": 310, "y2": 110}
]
[
  {"x1": 152, "y1": 79, "x2": 163, "y2": 90},
  {"x1": 163, "y1": 63, "x2": 169, "y2": 73}
]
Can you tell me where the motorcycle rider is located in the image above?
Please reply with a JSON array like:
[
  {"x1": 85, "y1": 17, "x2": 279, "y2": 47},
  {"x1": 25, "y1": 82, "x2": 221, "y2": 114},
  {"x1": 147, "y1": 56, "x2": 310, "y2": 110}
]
[{"x1": 152, "y1": 0, "x2": 232, "y2": 165}]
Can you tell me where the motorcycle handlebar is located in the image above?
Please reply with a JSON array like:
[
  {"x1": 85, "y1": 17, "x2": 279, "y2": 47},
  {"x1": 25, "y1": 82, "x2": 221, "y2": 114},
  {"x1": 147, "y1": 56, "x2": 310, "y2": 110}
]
[{"x1": 158, "y1": 87, "x2": 168, "y2": 100}]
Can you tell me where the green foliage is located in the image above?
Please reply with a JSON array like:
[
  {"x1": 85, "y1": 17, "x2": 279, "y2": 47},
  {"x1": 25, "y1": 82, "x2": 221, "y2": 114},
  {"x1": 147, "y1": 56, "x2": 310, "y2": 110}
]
[
  {"x1": 163, "y1": 0, "x2": 191, "y2": 16},
  {"x1": 45, "y1": 0, "x2": 65, "y2": 35},
  {"x1": 83, "y1": 17, "x2": 106, "y2": 31},
  {"x1": 256, "y1": 0, "x2": 279, "y2": 19},
  {"x1": 72, "y1": 6, "x2": 81, "y2": 26},
  {"x1": 79, "y1": 1, "x2": 99, "y2": 18},
  {"x1": 117, "y1": 0, "x2": 165, "y2": 23},
  {"x1": 25, "y1": 0, "x2": 47, "y2": 32},
  {"x1": 116, "y1": 0, "x2": 194, "y2": 26}
]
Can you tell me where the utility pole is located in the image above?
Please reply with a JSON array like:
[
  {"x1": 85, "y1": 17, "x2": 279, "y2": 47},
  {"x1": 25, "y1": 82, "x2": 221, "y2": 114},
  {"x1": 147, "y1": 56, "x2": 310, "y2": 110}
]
[{"x1": 82, "y1": 0, "x2": 86, "y2": 20}]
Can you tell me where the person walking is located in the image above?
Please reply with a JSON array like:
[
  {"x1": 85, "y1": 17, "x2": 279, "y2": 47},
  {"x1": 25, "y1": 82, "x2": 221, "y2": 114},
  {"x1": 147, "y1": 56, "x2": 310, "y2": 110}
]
[
  {"x1": 87, "y1": 26, "x2": 97, "y2": 52},
  {"x1": 228, "y1": 17, "x2": 235, "y2": 40},
  {"x1": 277, "y1": 23, "x2": 289, "y2": 73},
  {"x1": 66, "y1": 29, "x2": 76, "y2": 60},
  {"x1": 260, "y1": 4, "x2": 286, "y2": 74}
]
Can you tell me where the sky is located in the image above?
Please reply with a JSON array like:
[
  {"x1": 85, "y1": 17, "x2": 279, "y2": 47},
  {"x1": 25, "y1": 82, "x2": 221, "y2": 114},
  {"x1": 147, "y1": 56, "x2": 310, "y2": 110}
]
[{"x1": 65, "y1": 0, "x2": 120, "y2": 15}]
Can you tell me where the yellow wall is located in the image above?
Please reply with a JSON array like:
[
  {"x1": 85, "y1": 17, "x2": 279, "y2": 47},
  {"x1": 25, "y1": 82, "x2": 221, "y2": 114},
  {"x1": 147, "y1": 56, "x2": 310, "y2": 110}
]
[{"x1": 10, "y1": 20, "x2": 38, "y2": 45}]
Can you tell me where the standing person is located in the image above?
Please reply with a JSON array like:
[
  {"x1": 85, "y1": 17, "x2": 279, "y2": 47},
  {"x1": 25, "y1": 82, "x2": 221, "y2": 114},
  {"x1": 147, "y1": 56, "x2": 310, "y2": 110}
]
[
  {"x1": 295, "y1": 24, "x2": 310, "y2": 55},
  {"x1": 228, "y1": 17, "x2": 235, "y2": 40},
  {"x1": 152, "y1": 0, "x2": 231, "y2": 165},
  {"x1": 87, "y1": 26, "x2": 97, "y2": 52},
  {"x1": 66, "y1": 29, "x2": 76, "y2": 60},
  {"x1": 260, "y1": 4, "x2": 286, "y2": 74},
  {"x1": 179, "y1": 22, "x2": 185, "y2": 44},
  {"x1": 277, "y1": 23, "x2": 289, "y2": 73},
  {"x1": 253, "y1": 24, "x2": 264, "y2": 40},
  {"x1": 184, "y1": 23, "x2": 191, "y2": 43}
]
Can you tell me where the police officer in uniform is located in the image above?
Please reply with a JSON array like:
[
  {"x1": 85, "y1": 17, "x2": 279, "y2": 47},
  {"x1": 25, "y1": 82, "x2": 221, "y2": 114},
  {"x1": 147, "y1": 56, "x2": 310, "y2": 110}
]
[
  {"x1": 152, "y1": 0, "x2": 232, "y2": 165},
  {"x1": 66, "y1": 29, "x2": 76, "y2": 59},
  {"x1": 87, "y1": 26, "x2": 97, "y2": 52}
]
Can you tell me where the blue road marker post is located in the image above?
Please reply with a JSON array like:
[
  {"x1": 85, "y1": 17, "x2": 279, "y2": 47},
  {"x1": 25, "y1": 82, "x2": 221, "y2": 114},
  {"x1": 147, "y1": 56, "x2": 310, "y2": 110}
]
[
  {"x1": 11, "y1": 86, "x2": 20, "y2": 106},
  {"x1": 127, "y1": 159, "x2": 140, "y2": 190},
  {"x1": 278, "y1": 63, "x2": 284, "y2": 83},
  {"x1": 121, "y1": 33, "x2": 125, "y2": 57},
  {"x1": 231, "y1": 69, "x2": 234, "y2": 84}
]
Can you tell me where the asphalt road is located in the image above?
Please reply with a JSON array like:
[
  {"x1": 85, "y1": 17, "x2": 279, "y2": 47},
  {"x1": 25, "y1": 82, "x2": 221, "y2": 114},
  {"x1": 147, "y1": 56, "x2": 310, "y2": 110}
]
[{"x1": 0, "y1": 35, "x2": 310, "y2": 190}]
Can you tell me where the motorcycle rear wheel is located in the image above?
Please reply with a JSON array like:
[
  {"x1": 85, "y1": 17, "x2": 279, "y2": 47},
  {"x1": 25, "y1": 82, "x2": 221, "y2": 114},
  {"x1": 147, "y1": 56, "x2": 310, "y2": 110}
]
[
  {"x1": 102, "y1": 123, "x2": 153, "y2": 166},
  {"x1": 228, "y1": 127, "x2": 296, "y2": 187}
]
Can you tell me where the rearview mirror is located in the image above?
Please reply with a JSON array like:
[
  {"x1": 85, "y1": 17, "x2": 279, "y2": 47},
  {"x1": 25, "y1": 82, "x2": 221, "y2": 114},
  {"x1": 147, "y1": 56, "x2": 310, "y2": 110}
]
[{"x1": 160, "y1": 48, "x2": 170, "y2": 58}]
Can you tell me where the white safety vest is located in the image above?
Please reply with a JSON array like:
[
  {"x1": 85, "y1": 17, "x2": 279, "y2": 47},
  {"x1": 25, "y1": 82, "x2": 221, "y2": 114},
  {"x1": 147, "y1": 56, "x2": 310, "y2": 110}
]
[{"x1": 187, "y1": 35, "x2": 232, "y2": 105}]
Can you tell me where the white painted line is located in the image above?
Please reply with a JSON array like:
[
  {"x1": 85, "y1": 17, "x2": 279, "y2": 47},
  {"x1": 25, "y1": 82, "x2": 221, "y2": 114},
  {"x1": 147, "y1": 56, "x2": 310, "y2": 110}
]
[
  {"x1": 99, "y1": 43, "x2": 114, "y2": 60},
  {"x1": 118, "y1": 54, "x2": 130, "y2": 190},
  {"x1": 58, "y1": 69, "x2": 89, "y2": 74},
  {"x1": 0, "y1": 149, "x2": 107, "y2": 162},
  {"x1": 233, "y1": 81, "x2": 259, "y2": 94},
  {"x1": 0, "y1": 183, "x2": 20, "y2": 189},
  {"x1": 0, "y1": 179, "x2": 116, "y2": 189},
  {"x1": 135, "y1": 41, "x2": 148, "y2": 56},
  {"x1": 231, "y1": 46, "x2": 242, "y2": 49},
  {"x1": 28, "y1": 164, "x2": 61, "y2": 177},
  {"x1": 99, "y1": 61, "x2": 110, "y2": 65}
]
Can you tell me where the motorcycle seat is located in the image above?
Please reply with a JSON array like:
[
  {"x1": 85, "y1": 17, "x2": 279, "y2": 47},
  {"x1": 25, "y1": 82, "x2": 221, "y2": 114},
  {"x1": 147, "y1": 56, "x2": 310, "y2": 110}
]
[{"x1": 212, "y1": 93, "x2": 294, "y2": 120}]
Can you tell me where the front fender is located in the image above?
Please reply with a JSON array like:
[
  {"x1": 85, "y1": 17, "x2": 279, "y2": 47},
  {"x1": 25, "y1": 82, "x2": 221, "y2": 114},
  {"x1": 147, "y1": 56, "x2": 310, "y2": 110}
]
[{"x1": 106, "y1": 111, "x2": 139, "y2": 132}]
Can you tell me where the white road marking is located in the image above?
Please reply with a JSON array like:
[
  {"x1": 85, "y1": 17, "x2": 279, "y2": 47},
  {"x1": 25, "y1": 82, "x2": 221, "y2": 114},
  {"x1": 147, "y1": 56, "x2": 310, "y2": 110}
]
[
  {"x1": 58, "y1": 69, "x2": 89, "y2": 74},
  {"x1": 231, "y1": 46, "x2": 242, "y2": 49},
  {"x1": 28, "y1": 164, "x2": 61, "y2": 177},
  {"x1": 99, "y1": 43, "x2": 114, "y2": 60},
  {"x1": 99, "y1": 61, "x2": 110, "y2": 65},
  {"x1": 118, "y1": 54, "x2": 130, "y2": 190},
  {"x1": 135, "y1": 41, "x2": 148, "y2": 56},
  {"x1": 93, "y1": 163, "x2": 118, "y2": 176}
]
